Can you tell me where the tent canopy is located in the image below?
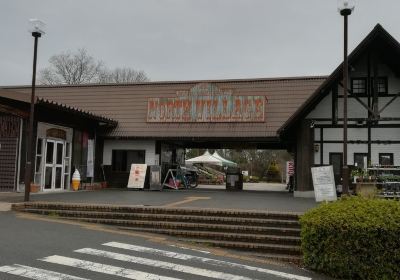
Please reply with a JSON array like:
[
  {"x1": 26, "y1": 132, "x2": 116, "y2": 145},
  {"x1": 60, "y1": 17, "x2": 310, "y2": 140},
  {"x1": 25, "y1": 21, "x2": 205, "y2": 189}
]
[
  {"x1": 212, "y1": 151, "x2": 237, "y2": 167},
  {"x1": 185, "y1": 151, "x2": 237, "y2": 167},
  {"x1": 185, "y1": 151, "x2": 222, "y2": 166}
]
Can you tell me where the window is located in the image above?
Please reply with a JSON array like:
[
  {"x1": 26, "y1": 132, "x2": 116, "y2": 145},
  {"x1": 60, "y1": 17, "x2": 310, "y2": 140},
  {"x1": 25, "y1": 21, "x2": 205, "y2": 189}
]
[
  {"x1": 112, "y1": 150, "x2": 145, "y2": 172},
  {"x1": 379, "y1": 153, "x2": 393, "y2": 166},
  {"x1": 351, "y1": 77, "x2": 388, "y2": 96},
  {"x1": 372, "y1": 77, "x2": 388, "y2": 95},
  {"x1": 354, "y1": 153, "x2": 368, "y2": 169},
  {"x1": 351, "y1": 78, "x2": 367, "y2": 96}
]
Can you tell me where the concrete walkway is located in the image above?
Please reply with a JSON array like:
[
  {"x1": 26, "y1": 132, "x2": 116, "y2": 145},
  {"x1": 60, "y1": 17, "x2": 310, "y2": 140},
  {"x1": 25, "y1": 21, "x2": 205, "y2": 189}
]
[{"x1": 3, "y1": 184, "x2": 317, "y2": 213}]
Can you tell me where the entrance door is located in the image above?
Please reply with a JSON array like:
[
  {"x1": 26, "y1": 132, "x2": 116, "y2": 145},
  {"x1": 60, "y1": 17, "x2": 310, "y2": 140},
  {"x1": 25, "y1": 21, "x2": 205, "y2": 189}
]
[
  {"x1": 44, "y1": 140, "x2": 64, "y2": 190},
  {"x1": 329, "y1": 153, "x2": 343, "y2": 185}
]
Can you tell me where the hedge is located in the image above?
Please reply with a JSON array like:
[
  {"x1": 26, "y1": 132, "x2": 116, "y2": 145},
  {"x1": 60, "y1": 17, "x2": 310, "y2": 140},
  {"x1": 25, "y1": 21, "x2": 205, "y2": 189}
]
[{"x1": 300, "y1": 196, "x2": 400, "y2": 279}]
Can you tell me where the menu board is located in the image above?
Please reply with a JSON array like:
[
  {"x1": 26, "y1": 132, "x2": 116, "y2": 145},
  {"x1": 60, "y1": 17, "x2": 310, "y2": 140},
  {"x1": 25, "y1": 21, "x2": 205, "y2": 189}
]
[
  {"x1": 127, "y1": 164, "x2": 147, "y2": 189},
  {"x1": 311, "y1": 165, "x2": 337, "y2": 202}
]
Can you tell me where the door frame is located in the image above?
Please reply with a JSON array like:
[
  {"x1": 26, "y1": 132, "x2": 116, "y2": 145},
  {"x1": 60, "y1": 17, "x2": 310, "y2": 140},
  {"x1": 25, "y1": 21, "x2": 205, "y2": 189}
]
[
  {"x1": 329, "y1": 152, "x2": 343, "y2": 185},
  {"x1": 43, "y1": 139, "x2": 65, "y2": 191}
]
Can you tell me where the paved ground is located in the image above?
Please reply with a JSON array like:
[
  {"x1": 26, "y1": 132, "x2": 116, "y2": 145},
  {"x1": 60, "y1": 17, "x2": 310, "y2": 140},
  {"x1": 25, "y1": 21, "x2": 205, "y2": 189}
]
[
  {"x1": 1, "y1": 183, "x2": 317, "y2": 213},
  {"x1": 0, "y1": 211, "x2": 326, "y2": 280}
]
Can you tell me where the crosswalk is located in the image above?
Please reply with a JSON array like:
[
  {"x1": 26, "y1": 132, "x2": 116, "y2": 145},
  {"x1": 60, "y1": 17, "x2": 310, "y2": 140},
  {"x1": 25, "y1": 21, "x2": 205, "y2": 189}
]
[{"x1": 0, "y1": 241, "x2": 312, "y2": 280}]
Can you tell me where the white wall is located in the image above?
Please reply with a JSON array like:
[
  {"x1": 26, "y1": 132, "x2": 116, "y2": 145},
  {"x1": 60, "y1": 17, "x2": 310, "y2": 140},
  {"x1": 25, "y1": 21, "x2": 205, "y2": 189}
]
[{"x1": 103, "y1": 140, "x2": 157, "y2": 166}]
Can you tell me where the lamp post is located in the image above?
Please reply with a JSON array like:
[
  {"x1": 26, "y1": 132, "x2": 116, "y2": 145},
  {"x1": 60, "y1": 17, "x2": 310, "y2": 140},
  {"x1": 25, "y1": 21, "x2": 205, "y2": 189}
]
[
  {"x1": 24, "y1": 19, "x2": 45, "y2": 202},
  {"x1": 338, "y1": 1, "x2": 354, "y2": 195}
]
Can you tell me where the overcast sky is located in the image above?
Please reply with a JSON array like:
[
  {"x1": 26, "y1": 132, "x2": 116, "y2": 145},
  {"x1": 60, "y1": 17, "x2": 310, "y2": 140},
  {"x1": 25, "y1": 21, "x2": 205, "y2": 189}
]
[{"x1": 1, "y1": 0, "x2": 399, "y2": 85}]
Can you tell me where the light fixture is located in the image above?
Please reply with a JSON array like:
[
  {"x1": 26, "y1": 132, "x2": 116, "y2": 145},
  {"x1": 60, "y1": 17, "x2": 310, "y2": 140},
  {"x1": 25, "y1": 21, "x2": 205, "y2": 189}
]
[
  {"x1": 337, "y1": 0, "x2": 355, "y2": 15},
  {"x1": 29, "y1": 19, "x2": 46, "y2": 35}
]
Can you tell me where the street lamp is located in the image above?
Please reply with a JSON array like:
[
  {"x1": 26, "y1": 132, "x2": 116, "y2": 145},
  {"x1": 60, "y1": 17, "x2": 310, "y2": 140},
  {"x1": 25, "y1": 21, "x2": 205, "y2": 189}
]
[
  {"x1": 24, "y1": 19, "x2": 45, "y2": 202},
  {"x1": 338, "y1": 1, "x2": 354, "y2": 195}
]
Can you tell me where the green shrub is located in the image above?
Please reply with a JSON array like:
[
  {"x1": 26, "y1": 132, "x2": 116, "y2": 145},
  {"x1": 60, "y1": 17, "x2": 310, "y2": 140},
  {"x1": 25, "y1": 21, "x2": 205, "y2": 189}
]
[{"x1": 300, "y1": 196, "x2": 400, "y2": 279}]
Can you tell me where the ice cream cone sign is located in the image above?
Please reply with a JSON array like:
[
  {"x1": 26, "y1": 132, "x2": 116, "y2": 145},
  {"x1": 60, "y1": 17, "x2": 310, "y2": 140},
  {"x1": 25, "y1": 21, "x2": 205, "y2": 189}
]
[{"x1": 72, "y1": 169, "x2": 81, "y2": 191}]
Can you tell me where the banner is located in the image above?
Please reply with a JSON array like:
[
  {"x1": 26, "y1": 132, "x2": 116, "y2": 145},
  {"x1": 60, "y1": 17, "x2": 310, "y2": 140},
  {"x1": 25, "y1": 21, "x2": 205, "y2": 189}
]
[{"x1": 86, "y1": 139, "x2": 94, "y2": 178}]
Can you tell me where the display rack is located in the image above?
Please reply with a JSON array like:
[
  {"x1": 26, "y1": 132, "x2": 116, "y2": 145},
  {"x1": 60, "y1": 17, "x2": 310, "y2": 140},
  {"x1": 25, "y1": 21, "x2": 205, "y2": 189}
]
[{"x1": 367, "y1": 166, "x2": 400, "y2": 199}]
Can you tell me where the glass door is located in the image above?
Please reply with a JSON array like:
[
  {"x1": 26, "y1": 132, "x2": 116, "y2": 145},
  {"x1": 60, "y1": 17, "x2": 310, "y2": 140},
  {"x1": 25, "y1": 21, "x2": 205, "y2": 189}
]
[{"x1": 44, "y1": 140, "x2": 65, "y2": 191}]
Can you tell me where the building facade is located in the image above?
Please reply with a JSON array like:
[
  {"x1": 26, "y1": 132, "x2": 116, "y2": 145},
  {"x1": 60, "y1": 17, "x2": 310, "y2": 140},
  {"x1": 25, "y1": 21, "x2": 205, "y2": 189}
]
[{"x1": 0, "y1": 24, "x2": 399, "y2": 196}]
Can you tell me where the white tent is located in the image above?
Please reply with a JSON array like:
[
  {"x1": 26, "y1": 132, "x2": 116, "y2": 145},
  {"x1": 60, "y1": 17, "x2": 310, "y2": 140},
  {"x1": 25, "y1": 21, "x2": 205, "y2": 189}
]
[
  {"x1": 185, "y1": 151, "x2": 223, "y2": 166},
  {"x1": 212, "y1": 151, "x2": 237, "y2": 167}
]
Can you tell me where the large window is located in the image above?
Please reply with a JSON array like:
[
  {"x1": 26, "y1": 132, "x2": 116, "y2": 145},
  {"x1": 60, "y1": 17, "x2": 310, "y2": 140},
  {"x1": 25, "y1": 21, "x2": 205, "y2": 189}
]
[
  {"x1": 354, "y1": 153, "x2": 368, "y2": 169},
  {"x1": 112, "y1": 150, "x2": 145, "y2": 172},
  {"x1": 379, "y1": 153, "x2": 393, "y2": 166}
]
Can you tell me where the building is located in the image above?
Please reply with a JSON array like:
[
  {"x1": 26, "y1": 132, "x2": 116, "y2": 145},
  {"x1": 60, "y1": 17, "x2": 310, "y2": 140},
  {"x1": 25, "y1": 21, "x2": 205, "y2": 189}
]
[{"x1": 0, "y1": 24, "x2": 399, "y2": 197}]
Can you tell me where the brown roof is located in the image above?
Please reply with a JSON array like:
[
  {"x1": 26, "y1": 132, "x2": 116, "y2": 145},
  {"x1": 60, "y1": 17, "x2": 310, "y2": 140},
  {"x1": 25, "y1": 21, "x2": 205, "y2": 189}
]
[
  {"x1": 0, "y1": 89, "x2": 117, "y2": 126},
  {"x1": 2, "y1": 76, "x2": 326, "y2": 139}
]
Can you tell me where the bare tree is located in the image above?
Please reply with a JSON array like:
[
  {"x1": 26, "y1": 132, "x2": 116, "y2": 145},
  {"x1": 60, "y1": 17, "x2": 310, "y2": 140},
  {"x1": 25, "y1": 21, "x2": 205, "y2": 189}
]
[
  {"x1": 39, "y1": 48, "x2": 149, "y2": 85},
  {"x1": 98, "y1": 67, "x2": 149, "y2": 83},
  {"x1": 39, "y1": 48, "x2": 103, "y2": 85}
]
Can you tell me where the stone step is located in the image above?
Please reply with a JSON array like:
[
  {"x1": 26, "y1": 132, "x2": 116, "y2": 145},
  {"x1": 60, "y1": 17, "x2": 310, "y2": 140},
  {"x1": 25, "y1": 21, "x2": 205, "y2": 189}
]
[
  {"x1": 59, "y1": 217, "x2": 301, "y2": 245},
  {"x1": 21, "y1": 208, "x2": 301, "y2": 231},
  {"x1": 109, "y1": 223, "x2": 301, "y2": 246},
  {"x1": 13, "y1": 202, "x2": 300, "y2": 220},
  {"x1": 178, "y1": 238, "x2": 302, "y2": 255}
]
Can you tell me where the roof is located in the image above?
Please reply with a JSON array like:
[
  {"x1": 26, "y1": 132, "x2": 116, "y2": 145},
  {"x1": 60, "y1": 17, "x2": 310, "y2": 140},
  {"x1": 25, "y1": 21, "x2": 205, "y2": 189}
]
[
  {"x1": 278, "y1": 24, "x2": 400, "y2": 134},
  {"x1": 0, "y1": 89, "x2": 117, "y2": 126},
  {"x1": 1, "y1": 76, "x2": 326, "y2": 139}
]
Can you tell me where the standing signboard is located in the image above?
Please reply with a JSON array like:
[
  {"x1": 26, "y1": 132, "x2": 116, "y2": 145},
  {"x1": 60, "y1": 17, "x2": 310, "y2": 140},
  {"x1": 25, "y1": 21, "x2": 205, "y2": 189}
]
[
  {"x1": 149, "y1": 165, "x2": 162, "y2": 190},
  {"x1": 311, "y1": 165, "x2": 337, "y2": 202},
  {"x1": 127, "y1": 164, "x2": 147, "y2": 189}
]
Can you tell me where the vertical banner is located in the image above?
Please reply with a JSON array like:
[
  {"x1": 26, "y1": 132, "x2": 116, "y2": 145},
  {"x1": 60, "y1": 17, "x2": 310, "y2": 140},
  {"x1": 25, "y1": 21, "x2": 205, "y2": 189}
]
[
  {"x1": 127, "y1": 164, "x2": 148, "y2": 189},
  {"x1": 86, "y1": 139, "x2": 94, "y2": 178}
]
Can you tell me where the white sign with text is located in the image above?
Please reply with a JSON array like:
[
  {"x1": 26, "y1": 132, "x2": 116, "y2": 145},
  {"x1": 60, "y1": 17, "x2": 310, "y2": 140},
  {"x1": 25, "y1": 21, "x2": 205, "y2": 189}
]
[
  {"x1": 311, "y1": 165, "x2": 337, "y2": 202},
  {"x1": 127, "y1": 164, "x2": 147, "y2": 189}
]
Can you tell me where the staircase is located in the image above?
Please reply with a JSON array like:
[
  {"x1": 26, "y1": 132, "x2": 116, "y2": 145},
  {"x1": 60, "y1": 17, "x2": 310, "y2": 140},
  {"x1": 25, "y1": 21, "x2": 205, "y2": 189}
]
[{"x1": 12, "y1": 202, "x2": 303, "y2": 263}]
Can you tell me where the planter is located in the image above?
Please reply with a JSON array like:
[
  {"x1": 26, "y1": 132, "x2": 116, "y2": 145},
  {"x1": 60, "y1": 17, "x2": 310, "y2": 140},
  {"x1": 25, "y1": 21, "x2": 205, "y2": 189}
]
[
  {"x1": 30, "y1": 184, "x2": 40, "y2": 193},
  {"x1": 355, "y1": 182, "x2": 377, "y2": 197}
]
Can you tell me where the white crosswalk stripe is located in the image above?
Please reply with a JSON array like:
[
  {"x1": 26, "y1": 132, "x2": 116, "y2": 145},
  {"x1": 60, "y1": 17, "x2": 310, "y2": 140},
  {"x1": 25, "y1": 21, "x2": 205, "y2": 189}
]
[
  {"x1": 0, "y1": 241, "x2": 312, "y2": 280},
  {"x1": 41, "y1": 255, "x2": 182, "y2": 280},
  {"x1": 103, "y1": 241, "x2": 312, "y2": 280},
  {"x1": 76, "y1": 247, "x2": 255, "y2": 280},
  {"x1": 0, "y1": 264, "x2": 89, "y2": 280}
]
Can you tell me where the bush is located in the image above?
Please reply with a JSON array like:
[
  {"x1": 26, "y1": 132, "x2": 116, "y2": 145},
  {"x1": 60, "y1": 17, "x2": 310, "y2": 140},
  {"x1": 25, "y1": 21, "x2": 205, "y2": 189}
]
[{"x1": 300, "y1": 196, "x2": 400, "y2": 279}]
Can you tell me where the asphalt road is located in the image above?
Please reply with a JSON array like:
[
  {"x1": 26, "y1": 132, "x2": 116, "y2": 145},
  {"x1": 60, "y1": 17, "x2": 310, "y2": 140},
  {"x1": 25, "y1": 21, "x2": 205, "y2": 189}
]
[{"x1": 0, "y1": 211, "x2": 324, "y2": 280}]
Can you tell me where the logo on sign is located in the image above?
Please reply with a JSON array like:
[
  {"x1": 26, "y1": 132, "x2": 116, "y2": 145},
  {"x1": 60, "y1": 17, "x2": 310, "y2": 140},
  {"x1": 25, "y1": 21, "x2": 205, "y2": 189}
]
[{"x1": 147, "y1": 83, "x2": 265, "y2": 123}]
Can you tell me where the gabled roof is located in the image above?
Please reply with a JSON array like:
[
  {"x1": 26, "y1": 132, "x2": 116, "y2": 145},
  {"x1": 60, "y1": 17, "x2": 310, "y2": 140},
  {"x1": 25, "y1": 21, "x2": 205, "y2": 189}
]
[
  {"x1": 0, "y1": 89, "x2": 117, "y2": 126},
  {"x1": 278, "y1": 24, "x2": 400, "y2": 134}
]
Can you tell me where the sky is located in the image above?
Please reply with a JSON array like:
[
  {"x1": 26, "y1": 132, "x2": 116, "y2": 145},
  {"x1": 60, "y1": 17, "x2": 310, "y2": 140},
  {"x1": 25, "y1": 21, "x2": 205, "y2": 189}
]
[{"x1": 1, "y1": 0, "x2": 399, "y2": 86}]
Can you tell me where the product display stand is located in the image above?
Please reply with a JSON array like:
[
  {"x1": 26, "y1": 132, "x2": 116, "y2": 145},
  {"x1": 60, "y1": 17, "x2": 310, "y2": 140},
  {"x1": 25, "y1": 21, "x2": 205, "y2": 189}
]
[{"x1": 162, "y1": 169, "x2": 179, "y2": 189}]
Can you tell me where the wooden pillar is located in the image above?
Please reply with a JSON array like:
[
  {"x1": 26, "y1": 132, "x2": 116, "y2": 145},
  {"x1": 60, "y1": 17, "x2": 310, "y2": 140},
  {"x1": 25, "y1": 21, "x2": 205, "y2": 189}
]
[{"x1": 295, "y1": 120, "x2": 314, "y2": 191}]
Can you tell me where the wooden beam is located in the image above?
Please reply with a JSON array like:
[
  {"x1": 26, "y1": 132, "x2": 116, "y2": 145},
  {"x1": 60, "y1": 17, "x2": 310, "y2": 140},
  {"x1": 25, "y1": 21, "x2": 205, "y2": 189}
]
[{"x1": 339, "y1": 82, "x2": 379, "y2": 118}]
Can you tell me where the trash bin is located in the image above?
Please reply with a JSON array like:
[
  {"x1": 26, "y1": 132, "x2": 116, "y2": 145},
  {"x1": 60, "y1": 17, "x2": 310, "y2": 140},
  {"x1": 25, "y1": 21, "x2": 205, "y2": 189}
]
[{"x1": 225, "y1": 167, "x2": 243, "y2": 190}]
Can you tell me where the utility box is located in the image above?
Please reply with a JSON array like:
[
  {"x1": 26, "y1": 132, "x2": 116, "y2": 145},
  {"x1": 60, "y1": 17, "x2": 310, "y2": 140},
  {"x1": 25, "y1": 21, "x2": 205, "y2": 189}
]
[{"x1": 226, "y1": 167, "x2": 243, "y2": 190}]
